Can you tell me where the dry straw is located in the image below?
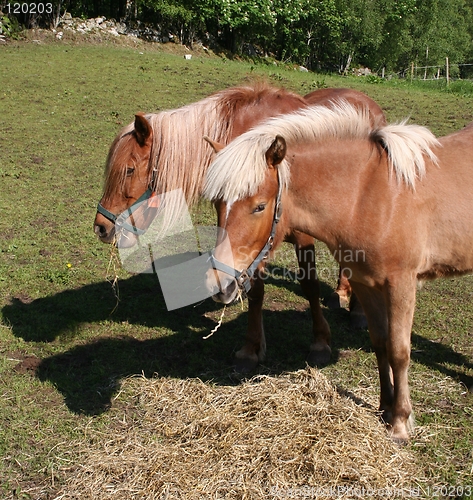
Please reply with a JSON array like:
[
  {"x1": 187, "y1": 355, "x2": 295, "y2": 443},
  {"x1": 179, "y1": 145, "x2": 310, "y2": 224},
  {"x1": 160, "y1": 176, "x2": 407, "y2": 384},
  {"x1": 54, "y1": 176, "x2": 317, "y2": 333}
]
[
  {"x1": 106, "y1": 242, "x2": 121, "y2": 314},
  {"x1": 56, "y1": 368, "x2": 417, "y2": 499}
]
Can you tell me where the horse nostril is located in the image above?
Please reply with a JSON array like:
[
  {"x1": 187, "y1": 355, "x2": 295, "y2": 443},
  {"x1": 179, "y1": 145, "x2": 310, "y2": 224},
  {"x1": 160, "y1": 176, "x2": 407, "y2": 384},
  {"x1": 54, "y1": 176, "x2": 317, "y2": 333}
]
[
  {"x1": 94, "y1": 224, "x2": 107, "y2": 238},
  {"x1": 223, "y1": 279, "x2": 237, "y2": 297},
  {"x1": 212, "y1": 278, "x2": 238, "y2": 304}
]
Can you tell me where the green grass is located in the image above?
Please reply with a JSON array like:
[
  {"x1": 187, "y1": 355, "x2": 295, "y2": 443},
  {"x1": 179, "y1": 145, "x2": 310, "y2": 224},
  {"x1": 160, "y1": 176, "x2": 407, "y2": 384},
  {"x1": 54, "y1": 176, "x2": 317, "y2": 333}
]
[{"x1": 1, "y1": 35, "x2": 473, "y2": 497}]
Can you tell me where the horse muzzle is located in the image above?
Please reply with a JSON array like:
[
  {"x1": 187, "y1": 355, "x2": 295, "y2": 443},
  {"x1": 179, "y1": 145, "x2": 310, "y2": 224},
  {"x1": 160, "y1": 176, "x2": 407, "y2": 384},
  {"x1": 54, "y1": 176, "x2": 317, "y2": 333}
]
[
  {"x1": 95, "y1": 188, "x2": 156, "y2": 247},
  {"x1": 94, "y1": 212, "x2": 116, "y2": 244},
  {"x1": 205, "y1": 266, "x2": 241, "y2": 304},
  {"x1": 212, "y1": 280, "x2": 239, "y2": 304}
]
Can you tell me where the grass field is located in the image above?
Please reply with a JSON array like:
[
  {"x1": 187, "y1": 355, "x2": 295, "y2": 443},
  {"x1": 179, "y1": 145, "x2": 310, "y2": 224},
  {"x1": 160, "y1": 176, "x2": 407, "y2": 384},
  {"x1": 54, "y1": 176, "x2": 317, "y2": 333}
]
[{"x1": 1, "y1": 34, "x2": 473, "y2": 498}]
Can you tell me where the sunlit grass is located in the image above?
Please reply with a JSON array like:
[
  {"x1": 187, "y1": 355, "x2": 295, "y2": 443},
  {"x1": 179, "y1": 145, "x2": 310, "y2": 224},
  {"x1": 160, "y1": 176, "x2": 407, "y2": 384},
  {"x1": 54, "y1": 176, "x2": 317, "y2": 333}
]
[{"x1": 1, "y1": 39, "x2": 473, "y2": 496}]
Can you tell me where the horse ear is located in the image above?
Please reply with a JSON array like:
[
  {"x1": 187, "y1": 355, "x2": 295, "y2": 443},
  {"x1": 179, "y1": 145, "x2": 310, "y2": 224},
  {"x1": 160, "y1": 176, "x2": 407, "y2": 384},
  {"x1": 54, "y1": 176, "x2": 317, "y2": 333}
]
[
  {"x1": 134, "y1": 113, "x2": 152, "y2": 147},
  {"x1": 266, "y1": 135, "x2": 286, "y2": 168},
  {"x1": 203, "y1": 136, "x2": 225, "y2": 153}
]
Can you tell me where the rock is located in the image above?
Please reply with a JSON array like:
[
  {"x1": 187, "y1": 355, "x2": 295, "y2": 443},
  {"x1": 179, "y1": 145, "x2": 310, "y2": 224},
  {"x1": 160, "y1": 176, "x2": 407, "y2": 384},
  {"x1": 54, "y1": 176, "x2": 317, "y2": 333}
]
[
  {"x1": 115, "y1": 22, "x2": 127, "y2": 35},
  {"x1": 48, "y1": 13, "x2": 175, "y2": 44}
]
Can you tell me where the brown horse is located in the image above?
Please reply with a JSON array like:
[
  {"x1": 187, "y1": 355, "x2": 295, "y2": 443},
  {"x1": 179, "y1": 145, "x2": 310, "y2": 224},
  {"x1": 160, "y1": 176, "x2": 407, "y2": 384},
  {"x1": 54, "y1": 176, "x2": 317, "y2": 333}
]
[
  {"x1": 202, "y1": 102, "x2": 471, "y2": 443},
  {"x1": 94, "y1": 83, "x2": 384, "y2": 372}
]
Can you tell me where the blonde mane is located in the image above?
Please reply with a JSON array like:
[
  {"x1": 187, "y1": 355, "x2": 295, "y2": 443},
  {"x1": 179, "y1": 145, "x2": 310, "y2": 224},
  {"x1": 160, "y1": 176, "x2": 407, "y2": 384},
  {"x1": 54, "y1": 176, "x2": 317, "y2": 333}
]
[
  {"x1": 203, "y1": 102, "x2": 440, "y2": 203},
  {"x1": 103, "y1": 82, "x2": 307, "y2": 222},
  {"x1": 146, "y1": 94, "x2": 230, "y2": 204},
  {"x1": 103, "y1": 92, "x2": 234, "y2": 208}
]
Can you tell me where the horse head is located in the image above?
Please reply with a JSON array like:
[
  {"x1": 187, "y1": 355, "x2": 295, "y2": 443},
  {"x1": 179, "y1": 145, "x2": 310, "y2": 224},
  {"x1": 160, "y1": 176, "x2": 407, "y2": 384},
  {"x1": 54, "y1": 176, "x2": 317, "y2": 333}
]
[
  {"x1": 94, "y1": 113, "x2": 155, "y2": 248},
  {"x1": 205, "y1": 136, "x2": 288, "y2": 303}
]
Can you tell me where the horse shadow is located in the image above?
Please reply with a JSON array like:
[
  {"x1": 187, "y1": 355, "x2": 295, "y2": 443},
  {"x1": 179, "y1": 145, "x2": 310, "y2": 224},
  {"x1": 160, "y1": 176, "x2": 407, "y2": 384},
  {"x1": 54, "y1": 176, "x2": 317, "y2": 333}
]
[
  {"x1": 3, "y1": 270, "x2": 473, "y2": 416},
  {"x1": 3, "y1": 271, "x2": 325, "y2": 414}
]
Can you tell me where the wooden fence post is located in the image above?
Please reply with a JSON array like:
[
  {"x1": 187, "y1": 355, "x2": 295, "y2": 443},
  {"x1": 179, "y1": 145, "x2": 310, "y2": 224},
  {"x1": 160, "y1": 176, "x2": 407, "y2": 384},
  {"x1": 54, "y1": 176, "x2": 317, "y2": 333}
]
[{"x1": 446, "y1": 57, "x2": 449, "y2": 86}]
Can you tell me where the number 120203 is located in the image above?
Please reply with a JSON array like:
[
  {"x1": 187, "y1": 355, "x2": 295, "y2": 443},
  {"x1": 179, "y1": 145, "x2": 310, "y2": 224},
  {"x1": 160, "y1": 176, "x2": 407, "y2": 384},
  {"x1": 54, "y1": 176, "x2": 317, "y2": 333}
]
[{"x1": 5, "y1": 3, "x2": 53, "y2": 14}]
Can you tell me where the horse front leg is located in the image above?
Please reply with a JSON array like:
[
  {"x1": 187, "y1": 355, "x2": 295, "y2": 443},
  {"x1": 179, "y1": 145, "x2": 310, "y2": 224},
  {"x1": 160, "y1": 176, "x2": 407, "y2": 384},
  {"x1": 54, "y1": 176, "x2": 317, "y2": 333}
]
[
  {"x1": 349, "y1": 282, "x2": 394, "y2": 423},
  {"x1": 351, "y1": 279, "x2": 416, "y2": 444},
  {"x1": 326, "y1": 268, "x2": 352, "y2": 308},
  {"x1": 289, "y1": 231, "x2": 331, "y2": 366},
  {"x1": 234, "y1": 271, "x2": 266, "y2": 373}
]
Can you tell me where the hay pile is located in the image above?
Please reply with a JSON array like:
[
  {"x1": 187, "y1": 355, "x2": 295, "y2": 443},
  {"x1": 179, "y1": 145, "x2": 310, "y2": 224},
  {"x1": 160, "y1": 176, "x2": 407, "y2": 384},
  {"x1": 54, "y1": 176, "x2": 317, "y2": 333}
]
[{"x1": 57, "y1": 368, "x2": 416, "y2": 499}]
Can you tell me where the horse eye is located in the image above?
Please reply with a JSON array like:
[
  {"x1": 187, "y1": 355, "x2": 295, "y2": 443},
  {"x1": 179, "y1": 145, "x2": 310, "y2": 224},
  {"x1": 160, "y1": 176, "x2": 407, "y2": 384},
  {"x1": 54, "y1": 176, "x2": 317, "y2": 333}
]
[
  {"x1": 253, "y1": 203, "x2": 266, "y2": 213},
  {"x1": 126, "y1": 167, "x2": 135, "y2": 177}
]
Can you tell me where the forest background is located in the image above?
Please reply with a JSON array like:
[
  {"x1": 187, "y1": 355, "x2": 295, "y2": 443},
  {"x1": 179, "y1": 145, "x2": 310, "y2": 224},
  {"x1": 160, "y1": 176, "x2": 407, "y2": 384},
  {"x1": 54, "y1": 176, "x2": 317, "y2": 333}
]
[{"x1": 3, "y1": 0, "x2": 473, "y2": 77}]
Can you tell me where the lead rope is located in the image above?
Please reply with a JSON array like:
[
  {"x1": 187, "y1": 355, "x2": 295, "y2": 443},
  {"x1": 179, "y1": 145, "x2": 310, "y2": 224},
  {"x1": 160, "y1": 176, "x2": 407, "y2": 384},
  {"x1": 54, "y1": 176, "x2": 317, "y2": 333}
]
[{"x1": 202, "y1": 287, "x2": 246, "y2": 340}]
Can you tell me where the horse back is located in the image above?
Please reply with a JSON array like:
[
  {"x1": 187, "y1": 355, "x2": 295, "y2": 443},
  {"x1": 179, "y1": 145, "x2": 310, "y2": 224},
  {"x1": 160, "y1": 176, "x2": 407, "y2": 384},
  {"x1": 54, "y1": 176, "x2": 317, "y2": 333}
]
[
  {"x1": 304, "y1": 88, "x2": 386, "y2": 126},
  {"x1": 227, "y1": 87, "x2": 306, "y2": 138}
]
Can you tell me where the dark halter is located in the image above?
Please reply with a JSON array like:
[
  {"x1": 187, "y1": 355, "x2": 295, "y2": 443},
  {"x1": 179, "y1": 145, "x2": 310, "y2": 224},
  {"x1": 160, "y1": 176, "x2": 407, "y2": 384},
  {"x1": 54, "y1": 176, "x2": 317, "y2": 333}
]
[
  {"x1": 96, "y1": 168, "x2": 157, "y2": 236},
  {"x1": 209, "y1": 171, "x2": 283, "y2": 294}
]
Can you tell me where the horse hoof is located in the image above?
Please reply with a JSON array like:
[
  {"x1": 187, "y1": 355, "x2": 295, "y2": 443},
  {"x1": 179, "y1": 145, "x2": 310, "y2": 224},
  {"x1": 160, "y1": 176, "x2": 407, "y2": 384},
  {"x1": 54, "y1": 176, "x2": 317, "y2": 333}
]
[
  {"x1": 389, "y1": 423, "x2": 411, "y2": 446},
  {"x1": 391, "y1": 435, "x2": 409, "y2": 446},
  {"x1": 350, "y1": 311, "x2": 368, "y2": 330},
  {"x1": 234, "y1": 356, "x2": 259, "y2": 374},
  {"x1": 383, "y1": 412, "x2": 414, "y2": 446},
  {"x1": 307, "y1": 345, "x2": 332, "y2": 367},
  {"x1": 326, "y1": 291, "x2": 349, "y2": 309}
]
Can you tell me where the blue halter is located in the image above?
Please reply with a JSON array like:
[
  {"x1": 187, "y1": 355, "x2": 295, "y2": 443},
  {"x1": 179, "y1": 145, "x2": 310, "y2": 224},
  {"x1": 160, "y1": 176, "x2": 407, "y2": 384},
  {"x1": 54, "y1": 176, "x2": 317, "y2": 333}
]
[
  {"x1": 209, "y1": 171, "x2": 283, "y2": 294},
  {"x1": 96, "y1": 169, "x2": 157, "y2": 236},
  {"x1": 97, "y1": 188, "x2": 154, "y2": 236}
]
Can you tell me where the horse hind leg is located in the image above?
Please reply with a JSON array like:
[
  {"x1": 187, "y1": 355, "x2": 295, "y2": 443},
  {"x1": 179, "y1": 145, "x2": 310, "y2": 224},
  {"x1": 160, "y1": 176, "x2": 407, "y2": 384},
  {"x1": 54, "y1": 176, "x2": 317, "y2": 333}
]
[
  {"x1": 327, "y1": 268, "x2": 368, "y2": 329},
  {"x1": 234, "y1": 272, "x2": 266, "y2": 373},
  {"x1": 326, "y1": 268, "x2": 352, "y2": 309},
  {"x1": 291, "y1": 232, "x2": 331, "y2": 366}
]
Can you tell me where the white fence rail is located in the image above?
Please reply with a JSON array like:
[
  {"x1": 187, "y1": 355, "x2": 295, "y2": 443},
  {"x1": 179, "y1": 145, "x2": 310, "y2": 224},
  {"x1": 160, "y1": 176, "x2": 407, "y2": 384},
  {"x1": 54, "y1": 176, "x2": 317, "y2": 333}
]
[{"x1": 405, "y1": 59, "x2": 473, "y2": 84}]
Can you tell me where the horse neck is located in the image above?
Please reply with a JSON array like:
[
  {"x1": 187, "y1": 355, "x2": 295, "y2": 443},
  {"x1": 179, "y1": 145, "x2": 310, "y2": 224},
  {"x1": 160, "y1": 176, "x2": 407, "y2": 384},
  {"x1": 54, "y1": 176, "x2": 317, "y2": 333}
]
[{"x1": 229, "y1": 93, "x2": 307, "y2": 139}]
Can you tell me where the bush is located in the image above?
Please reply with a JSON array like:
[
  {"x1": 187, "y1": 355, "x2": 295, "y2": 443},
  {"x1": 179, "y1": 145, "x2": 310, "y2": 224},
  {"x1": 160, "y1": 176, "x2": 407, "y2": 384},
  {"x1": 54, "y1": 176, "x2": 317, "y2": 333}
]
[{"x1": 0, "y1": 15, "x2": 23, "y2": 39}]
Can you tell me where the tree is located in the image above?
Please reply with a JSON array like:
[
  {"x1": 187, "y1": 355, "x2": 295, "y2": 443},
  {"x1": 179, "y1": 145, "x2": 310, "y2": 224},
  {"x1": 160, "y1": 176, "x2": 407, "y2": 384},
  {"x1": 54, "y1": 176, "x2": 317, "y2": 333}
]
[
  {"x1": 4, "y1": 0, "x2": 473, "y2": 75},
  {"x1": 409, "y1": 0, "x2": 472, "y2": 75},
  {"x1": 215, "y1": 0, "x2": 278, "y2": 53},
  {"x1": 334, "y1": 0, "x2": 385, "y2": 72},
  {"x1": 368, "y1": 0, "x2": 416, "y2": 73},
  {"x1": 273, "y1": 0, "x2": 344, "y2": 70}
]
